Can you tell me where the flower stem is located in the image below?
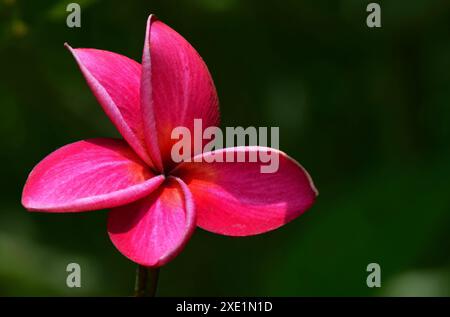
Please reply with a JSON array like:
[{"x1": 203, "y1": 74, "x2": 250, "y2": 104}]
[{"x1": 134, "y1": 265, "x2": 160, "y2": 297}]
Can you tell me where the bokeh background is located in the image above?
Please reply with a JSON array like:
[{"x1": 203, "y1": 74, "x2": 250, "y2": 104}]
[{"x1": 1, "y1": 0, "x2": 449, "y2": 296}]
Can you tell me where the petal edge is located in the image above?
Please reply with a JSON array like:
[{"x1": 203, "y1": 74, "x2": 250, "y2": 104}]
[
  {"x1": 107, "y1": 176, "x2": 195, "y2": 267},
  {"x1": 174, "y1": 146, "x2": 317, "y2": 236},
  {"x1": 66, "y1": 44, "x2": 156, "y2": 169},
  {"x1": 140, "y1": 16, "x2": 220, "y2": 171},
  {"x1": 22, "y1": 138, "x2": 164, "y2": 212}
]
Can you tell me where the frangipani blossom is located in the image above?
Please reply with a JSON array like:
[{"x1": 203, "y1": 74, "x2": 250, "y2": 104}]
[{"x1": 21, "y1": 15, "x2": 318, "y2": 267}]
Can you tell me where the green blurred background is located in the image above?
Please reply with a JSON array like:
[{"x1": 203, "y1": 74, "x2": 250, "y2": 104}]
[{"x1": 1, "y1": 0, "x2": 449, "y2": 296}]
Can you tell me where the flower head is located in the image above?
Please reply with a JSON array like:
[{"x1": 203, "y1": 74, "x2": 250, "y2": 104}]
[{"x1": 21, "y1": 15, "x2": 318, "y2": 267}]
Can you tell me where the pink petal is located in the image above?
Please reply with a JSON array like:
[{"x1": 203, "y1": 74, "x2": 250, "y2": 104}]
[
  {"x1": 107, "y1": 177, "x2": 195, "y2": 267},
  {"x1": 141, "y1": 15, "x2": 219, "y2": 171},
  {"x1": 173, "y1": 147, "x2": 318, "y2": 236},
  {"x1": 22, "y1": 138, "x2": 164, "y2": 212},
  {"x1": 66, "y1": 44, "x2": 156, "y2": 169}
]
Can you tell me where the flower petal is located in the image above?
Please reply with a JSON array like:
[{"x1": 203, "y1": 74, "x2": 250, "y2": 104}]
[
  {"x1": 66, "y1": 44, "x2": 156, "y2": 169},
  {"x1": 141, "y1": 15, "x2": 219, "y2": 171},
  {"x1": 22, "y1": 138, "x2": 164, "y2": 212},
  {"x1": 173, "y1": 146, "x2": 318, "y2": 236},
  {"x1": 108, "y1": 176, "x2": 195, "y2": 267}
]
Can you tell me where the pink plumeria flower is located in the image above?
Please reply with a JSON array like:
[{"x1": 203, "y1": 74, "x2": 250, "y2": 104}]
[{"x1": 21, "y1": 16, "x2": 318, "y2": 267}]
